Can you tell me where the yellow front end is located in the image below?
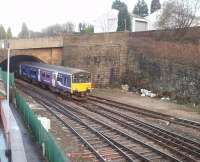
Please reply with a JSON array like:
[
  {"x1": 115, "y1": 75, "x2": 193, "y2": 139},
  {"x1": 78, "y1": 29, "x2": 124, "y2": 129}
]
[{"x1": 71, "y1": 83, "x2": 92, "y2": 94}]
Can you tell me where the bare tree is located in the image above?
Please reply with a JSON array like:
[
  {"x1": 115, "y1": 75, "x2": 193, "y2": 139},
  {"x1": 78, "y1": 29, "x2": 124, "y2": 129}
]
[
  {"x1": 42, "y1": 22, "x2": 75, "y2": 37},
  {"x1": 0, "y1": 25, "x2": 6, "y2": 39},
  {"x1": 157, "y1": 0, "x2": 200, "y2": 29},
  {"x1": 62, "y1": 22, "x2": 75, "y2": 33},
  {"x1": 96, "y1": 10, "x2": 119, "y2": 33},
  {"x1": 42, "y1": 24, "x2": 62, "y2": 37},
  {"x1": 78, "y1": 23, "x2": 94, "y2": 33},
  {"x1": 18, "y1": 22, "x2": 29, "y2": 38}
]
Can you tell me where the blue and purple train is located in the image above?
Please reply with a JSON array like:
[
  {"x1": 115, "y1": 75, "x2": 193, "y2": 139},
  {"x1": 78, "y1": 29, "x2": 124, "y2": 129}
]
[{"x1": 19, "y1": 62, "x2": 92, "y2": 99}]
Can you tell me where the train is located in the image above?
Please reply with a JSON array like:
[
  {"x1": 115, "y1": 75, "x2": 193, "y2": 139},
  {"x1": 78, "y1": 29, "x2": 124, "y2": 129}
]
[{"x1": 19, "y1": 62, "x2": 92, "y2": 99}]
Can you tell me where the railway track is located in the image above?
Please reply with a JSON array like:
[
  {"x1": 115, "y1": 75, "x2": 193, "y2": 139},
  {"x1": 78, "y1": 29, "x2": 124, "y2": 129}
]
[
  {"x1": 19, "y1": 87, "x2": 136, "y2": 162},
  {"x1": 16, "y1": 82, "x2": 183, "y2": 162},
  {"x1": 88, "y1": 95, "x2": 200, "y2": 130},
  {"x1": 79, "y1": 100, "x2": 200, "y2": 162},
  {"x1": 38, "y1": 101, "x2": 132, "y2": 162}
]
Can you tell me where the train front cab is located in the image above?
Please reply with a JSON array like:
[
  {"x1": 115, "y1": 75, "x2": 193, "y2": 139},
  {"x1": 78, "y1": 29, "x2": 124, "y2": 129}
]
[{"x1": 71, "y1": 72, "x2": 92, "y2": 98}]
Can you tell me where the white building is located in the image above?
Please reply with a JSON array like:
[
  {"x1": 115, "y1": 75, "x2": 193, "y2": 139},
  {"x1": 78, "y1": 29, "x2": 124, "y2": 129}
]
[
  {"x1": 93, "y1": 7, "x2": 200, "y2": 33},
  {"x1": 94, "y1": 9, "x2": 148, "y2": 33},
  {"x1": 145, "y1": 9, "x2": 162, "y2": 30},
  {"x1": 130, "y1": 14, "x2": 148, "y2": 32},
  {"x1": 94, "y1": 9, "x2": 119, "y2": 33}
]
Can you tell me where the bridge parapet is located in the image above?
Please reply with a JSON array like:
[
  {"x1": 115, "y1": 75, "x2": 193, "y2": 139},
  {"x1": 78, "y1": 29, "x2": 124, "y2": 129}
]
[{"x1": 8, "y1": 36, "x2": 63, "y2": 50}]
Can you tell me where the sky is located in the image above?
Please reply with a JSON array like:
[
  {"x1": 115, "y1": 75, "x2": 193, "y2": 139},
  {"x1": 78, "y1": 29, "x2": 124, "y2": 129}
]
[{"x1": 0, "y1": 0, "x2": 167, "y2": 36}]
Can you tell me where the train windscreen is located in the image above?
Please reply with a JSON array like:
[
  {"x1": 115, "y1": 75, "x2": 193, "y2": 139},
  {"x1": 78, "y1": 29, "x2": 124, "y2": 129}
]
[{"x1": 73, "y1": 72, "x2": 91, "y2": 83}]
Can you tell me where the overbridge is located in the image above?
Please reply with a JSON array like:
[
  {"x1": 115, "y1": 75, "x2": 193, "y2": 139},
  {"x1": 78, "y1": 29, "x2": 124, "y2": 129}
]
[{"x1": 0, "y1": 36, "x2": 64, "y2": 72}]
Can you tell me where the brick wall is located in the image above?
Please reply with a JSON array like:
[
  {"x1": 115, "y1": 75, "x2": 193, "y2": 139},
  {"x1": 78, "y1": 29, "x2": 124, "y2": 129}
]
[
  {"x1": 126, "y1": 32, "x2": 200, "y2": 103},
  {"x1": 63, "y1": 29, "x2": 200, "y2": 102},
  {"x1": 63, "y1": 32, "x2": 129, "y2": 86},
  {"x1": 0, "y1": 48, "x2": 63, "y2": 65},
  {"x1": 1, "y1": 29, "x2": 199, "y2": 102}
]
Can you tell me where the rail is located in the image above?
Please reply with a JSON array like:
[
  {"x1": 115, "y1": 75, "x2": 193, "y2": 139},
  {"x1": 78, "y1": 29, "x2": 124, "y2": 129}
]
[
  {"x1": 18, "y1": 82, "x2": 181, "y2": 162},
  {"x1": 82, "y1": 101, "x2": 200, "y2": 161},
  {"x1": 89, "y1": 95, "x2": 200, "y2": 130},
  {"x1": 15, "y1": 91, "x2": 70, "y2": 162}
]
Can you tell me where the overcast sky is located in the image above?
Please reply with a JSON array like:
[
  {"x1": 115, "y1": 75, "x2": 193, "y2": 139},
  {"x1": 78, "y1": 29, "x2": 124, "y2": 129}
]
[{"x1": 1, "y1": 0, "x2": 167, "y2": 36}]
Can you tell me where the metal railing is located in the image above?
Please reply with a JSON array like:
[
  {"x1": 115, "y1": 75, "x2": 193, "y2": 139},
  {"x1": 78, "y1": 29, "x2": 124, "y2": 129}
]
[{"x1": 0, "y1": 68, "x2": 69, "y2": 162}]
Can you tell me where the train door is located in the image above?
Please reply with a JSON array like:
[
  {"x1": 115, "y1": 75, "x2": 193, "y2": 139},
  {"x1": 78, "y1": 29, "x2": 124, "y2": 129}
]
[
  {"x1": 63, "y1": 76, "x2": 67, "y2": 87},
  {"x1": 38, "y1": 69, "x2": 41, "y2": 82},
  {"x1": 19, "y1": 65, "x2": 22, "y2": 75},
  {"x1": 30, "y1": 68, "x2": 38, "y2": 80},
  {"x1": 41, "y1": 70, "x2": 45, "y2": 82},
  {"x1": 57, "y1": 73, "x2": 69, "y2": 88},
  {"x1": 63, "y1": 75, "x2": 71, "y2": 93},
  {"x1": 52, "y1": 72, "x2": 57, "y2": 87},
  {"x1": 57, "y1": 73, "x2": 63, "y2": 87},
  {"x1": 21, "y1": 65, "x2": 26, "y2": 76},
  {"x1": 27, "y1": 66, "x2": 31, "y2": 79},
  {"x1": 66, "y1": 75, "x2": 71, "y2": 88}
]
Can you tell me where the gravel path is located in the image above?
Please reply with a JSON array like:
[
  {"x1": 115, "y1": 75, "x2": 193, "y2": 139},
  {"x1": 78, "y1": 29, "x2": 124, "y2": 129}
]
[{"x1": 91, "y1": 88, "x2": 200, "y2": 122}]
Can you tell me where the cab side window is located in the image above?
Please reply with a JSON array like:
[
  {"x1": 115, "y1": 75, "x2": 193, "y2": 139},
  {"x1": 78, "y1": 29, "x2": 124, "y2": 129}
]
[
  {"x1": 42, "y1": 72, "x2": 45, "y2": 77},
  {"x1": 63, "y1": 77, "x2": 67, "y2": 85},
  {"x1": 57, "y1": 74, "x2": 63, "y2": 82},
  {"x1": 46, "y1": 73, "x2": 50, "y2": 79},
  {"x1": 73, "y1": 76, "x2": 78, "y2": 83},
  {"x1": 31, "y1": 70, "x2": 37, "y2": 76},
  {"x1": 66, "y1": 75, "x2": 71, "y2": 87}
]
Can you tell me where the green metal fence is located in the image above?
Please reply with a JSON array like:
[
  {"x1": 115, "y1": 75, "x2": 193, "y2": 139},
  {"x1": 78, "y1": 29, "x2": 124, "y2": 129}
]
[
  {"x1": 0, "y1": 68, "x2": 14, "y2": 86},
  {"x1": 0, "y1": 68, "x2": 69, "y2": 162},
  {"x1": 15, "y1": 91, "x2": 69, "y2": 162}
]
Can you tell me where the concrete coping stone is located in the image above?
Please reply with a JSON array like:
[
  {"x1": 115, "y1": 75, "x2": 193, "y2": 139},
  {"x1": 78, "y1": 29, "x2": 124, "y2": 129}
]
[{"x1": 1, "y1": 100, "x2": 27, "y2": 162}]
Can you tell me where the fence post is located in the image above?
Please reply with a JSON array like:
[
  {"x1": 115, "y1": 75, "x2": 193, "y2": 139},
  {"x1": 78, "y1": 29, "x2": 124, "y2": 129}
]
[{"x1": 15, "y1": 91, "x2": 69, "y2": 162}]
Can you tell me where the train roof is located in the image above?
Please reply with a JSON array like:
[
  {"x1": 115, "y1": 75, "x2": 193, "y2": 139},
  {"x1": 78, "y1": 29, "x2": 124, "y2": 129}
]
[{"x1": 21, "y1": 62, "x2": 89, "y2": 75}]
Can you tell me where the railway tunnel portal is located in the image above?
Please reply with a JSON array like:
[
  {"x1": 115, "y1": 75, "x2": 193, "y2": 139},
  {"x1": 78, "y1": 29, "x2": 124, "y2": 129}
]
[
  {"x1": 0, "y1": 55, "x2": 43, "y2": 73},
  {"x1": 0, "y1": 37, "x2": 63, "y2": 65},
  {"x1": 0, "y1": 36, "x2": 64, "y2": 74}
]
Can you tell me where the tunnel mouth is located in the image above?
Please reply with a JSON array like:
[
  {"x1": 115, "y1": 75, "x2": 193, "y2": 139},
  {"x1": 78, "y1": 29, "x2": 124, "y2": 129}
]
[{"x1": 0, "y1": 55, "x2": 44, "y2": 75}]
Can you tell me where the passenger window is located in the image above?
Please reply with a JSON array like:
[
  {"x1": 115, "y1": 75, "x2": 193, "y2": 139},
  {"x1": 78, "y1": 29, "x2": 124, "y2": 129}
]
[
  {"x1": 67, "y1": 76, "x2": 71, "y2": 86},
  {"x1": 53, "y1": 74, "x2": 56, "y2": 80},
  {"x1": 58, "y1": 77, "x2": 62, "y2": 82},
  {"x1": 57, "y1": 75, "x2": 62, "y2": 82},
  {"x1": 42, "y1": 72, "x2": 45, "y2": 77},
  {"x1": 46, "y1": 73, "x2": 50, "y2": 78},
  {"x1": 31, "y1": 71, "x2": 36, "y2": 75},
  {"x1": 63, "y1": 78, "x2": 67, "y2": 85}
]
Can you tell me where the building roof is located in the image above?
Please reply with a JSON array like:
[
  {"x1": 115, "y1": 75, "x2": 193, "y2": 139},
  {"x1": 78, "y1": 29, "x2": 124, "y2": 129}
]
[
  {"x1": 145, "y1": 9, "x2": 162, "y2": 30},
  {"x1": 22, "y1": 62, "x2": 89, "y2": 75},
  {"x1": 130, "y1": 13, "x2": 146, "y2": 20}
]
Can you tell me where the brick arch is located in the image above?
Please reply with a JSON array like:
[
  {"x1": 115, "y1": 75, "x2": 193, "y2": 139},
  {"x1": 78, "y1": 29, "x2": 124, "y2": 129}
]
[
  {"x1": 0, "y1": 55, "x2": 44, "y2": 73},
  {"x1": 13, "y1": 48, "x2": 63, "y2": 65},
  {"x1": 0, "y1": 47, "x2": 63, "y2": 66}
]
